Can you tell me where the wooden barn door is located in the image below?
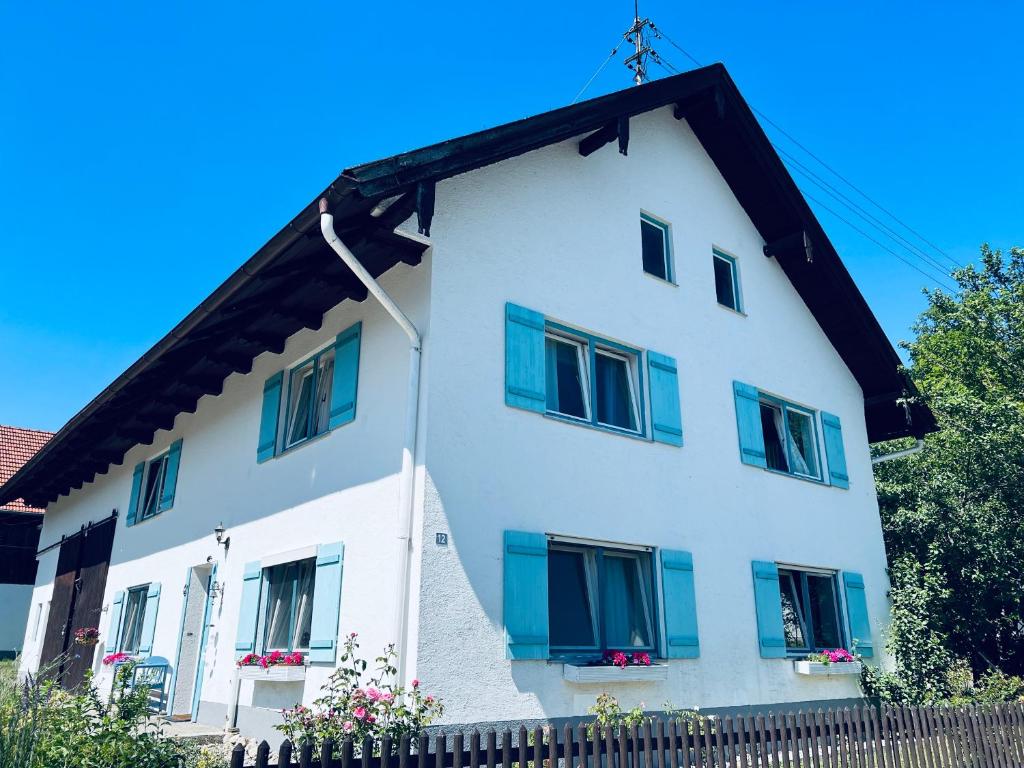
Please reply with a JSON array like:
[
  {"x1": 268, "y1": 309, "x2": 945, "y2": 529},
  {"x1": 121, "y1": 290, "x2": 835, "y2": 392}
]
[
  {"x1": 63, "y1": 519, "x2": 115, "y2": 688},
  {"x1": 38, "y1": 534, "x2": 82, "y2": 678},
  {"x1": 37, "y1": 517, "x2": 116, "y2": 689}
]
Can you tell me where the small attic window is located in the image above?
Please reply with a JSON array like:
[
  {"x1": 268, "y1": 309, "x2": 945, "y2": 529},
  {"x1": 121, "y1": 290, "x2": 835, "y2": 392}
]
[
  {"x1": 713, "y1": 249, "x2": 742, "y2": 312},
  {"x1": 640, "y1": 214, "x2": 673, "y2": 282}
]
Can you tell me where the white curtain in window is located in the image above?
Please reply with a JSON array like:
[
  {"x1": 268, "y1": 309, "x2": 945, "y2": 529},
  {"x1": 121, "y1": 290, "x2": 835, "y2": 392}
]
[
  {"x1": 603, "y1": 555, "x2": 650, "y2": 648},
  {"x1": 781, "y1": 411, "x2": 811, "y2": 475},
  {"x1": 314, "y1": 357, "x2": 335, "y2": 434},
  {"x1": 120, "y1": 597, "x2": 141, "y2": 650},
  {"x1": 292, "y1": 562, "x2": 315, "y2": 648},
  {"x1": 265, "y1": 574, "x2": 289, "y2": 649}
]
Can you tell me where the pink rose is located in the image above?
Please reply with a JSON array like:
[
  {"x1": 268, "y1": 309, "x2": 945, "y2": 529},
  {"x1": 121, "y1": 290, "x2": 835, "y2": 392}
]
[
  {"x1": 343, "y1": 721, "x2": 354, "y2": 732},
  {"x1": 353, "y1": 707, "x2": 367, "y2": 720},
  {"x1": 366, "y1": 687, "x2": 382, "y2": 701},
  {"x1": 411, "y1": 679, "x2": 420, "y2": 688}
]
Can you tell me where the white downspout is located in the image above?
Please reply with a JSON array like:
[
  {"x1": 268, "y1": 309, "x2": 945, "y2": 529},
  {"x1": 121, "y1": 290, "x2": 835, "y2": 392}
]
[
  {"x1": 319, "y1": 199, "x2": 421, "y2": 685},
  {"x1": 871, "y1": 439, "x2": 925, "y2": 465}
]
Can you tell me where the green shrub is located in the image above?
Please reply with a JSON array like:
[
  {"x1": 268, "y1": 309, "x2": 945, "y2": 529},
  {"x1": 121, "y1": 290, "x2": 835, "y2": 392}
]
[{"x1": 0, "y1": 656, "x2": 203, "y2": 768}]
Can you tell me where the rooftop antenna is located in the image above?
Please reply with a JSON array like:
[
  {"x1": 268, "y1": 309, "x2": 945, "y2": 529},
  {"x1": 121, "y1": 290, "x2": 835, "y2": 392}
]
[{"x1": 623, "y1": 0, "x2": 653, "y2": 85}]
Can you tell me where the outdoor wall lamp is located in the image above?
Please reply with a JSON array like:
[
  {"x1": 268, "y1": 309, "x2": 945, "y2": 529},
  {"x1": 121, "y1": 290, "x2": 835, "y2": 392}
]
[{"x1": 214, "y1": 522, "x2": 231, "y2": 551}]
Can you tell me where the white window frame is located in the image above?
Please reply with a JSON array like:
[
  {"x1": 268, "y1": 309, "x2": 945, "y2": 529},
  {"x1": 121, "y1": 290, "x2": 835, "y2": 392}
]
[
  {"x1": 640, "y1": 212, "x2": 675, "y2": 283},
  {"x1": 257, "y1": 557, "x2": 317, "y2": 654},
  {"x1": 544, "y1": 331, "x2": 592, "y2": 423},
  {"x1": 546, "y1": 534, "x2": 657, "y2": 659},
  {"x1": 138, "y1": 450, "x2": 170, "y2": 522},
  {"x1": 118, "y1": 584, "x2": 150, "y2": 654},
  {"x1": 282, "y1": 345, "x2": 337, "y2": 452},
  {"x1": 758, "y1": 394, "x2": 823, "y2": 481},
  {"x1": 775, "y1": 564, "x2": 845, "y2": 654},
  {"x1": 712, "y1": 248, "x2": 743, "y2": 313},
  {"x1": 593, "y1": 346, "x2": 642, "y2": 433}
]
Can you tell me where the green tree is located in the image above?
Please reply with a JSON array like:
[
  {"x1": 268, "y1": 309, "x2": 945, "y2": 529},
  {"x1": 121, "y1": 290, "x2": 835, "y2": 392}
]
[{"x1": 873, "y1": 245, "x2": 1024, "y2": 695}]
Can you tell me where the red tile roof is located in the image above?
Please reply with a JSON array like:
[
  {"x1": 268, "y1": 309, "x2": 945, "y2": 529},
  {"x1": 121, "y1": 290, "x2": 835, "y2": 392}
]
[{"x1": 0, "y1": 425, "x2": 54, "y2": 513}]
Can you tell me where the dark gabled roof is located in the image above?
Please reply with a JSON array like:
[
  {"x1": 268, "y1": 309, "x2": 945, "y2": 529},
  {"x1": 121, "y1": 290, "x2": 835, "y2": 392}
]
[{"x1": 0, "y1": 63, "x2": 935, "y2": 508}]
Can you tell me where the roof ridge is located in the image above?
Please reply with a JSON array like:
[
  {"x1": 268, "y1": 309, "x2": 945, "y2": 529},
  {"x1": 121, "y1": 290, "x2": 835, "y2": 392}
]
[{"x1": 0, "y1": 425, "x2": 56, "y2": 435}]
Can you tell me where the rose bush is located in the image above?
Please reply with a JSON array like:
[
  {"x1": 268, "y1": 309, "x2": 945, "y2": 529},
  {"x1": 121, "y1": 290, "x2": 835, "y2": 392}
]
[{"x1": 277, "y1": 634, "x2": 442, "y2": 752}]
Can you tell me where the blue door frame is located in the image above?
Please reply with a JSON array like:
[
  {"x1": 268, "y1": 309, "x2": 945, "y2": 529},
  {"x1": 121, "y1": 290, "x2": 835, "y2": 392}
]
[
  {"x1": 165, "y1": 563, "x2": 218, "y2": 721},
  {"x1": 189, "y1": 563, "x2": 217, "y2": 721}
]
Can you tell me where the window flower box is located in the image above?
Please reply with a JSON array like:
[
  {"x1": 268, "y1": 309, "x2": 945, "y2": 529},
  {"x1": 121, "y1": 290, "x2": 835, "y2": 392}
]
[
  {"x1": 793, "y1": 660, "x2": 862, "y2": 677},
  {"x1": 562, "y1": 663, "x2": 668, "y2": 684},
  {"x1": 238, "y1": 664, "x2": 307, "y2": 683}
]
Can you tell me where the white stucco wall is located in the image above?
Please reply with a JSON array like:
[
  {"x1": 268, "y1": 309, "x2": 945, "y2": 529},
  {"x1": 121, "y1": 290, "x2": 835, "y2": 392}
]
[
  {"x1": 0, "y1": 583, "x2": 33, "y2": 655},
  {"x1": 412, "y1": 106, "x2": 891, "y2": 725},
  {"x1": 18, "y1": 104, "x2": 895, "y2": 738},
  {"x1": 19, "y1": 253, "x2": 432, "y2": 730}
]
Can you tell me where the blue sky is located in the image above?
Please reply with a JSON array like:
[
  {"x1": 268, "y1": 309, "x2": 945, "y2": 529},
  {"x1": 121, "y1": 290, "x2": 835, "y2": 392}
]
[{"x1": 1, "y1": 2, "x2": 1021, "y2": 431}]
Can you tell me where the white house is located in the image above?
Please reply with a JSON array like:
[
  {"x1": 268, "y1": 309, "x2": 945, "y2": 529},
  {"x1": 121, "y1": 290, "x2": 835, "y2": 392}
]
[{"x1": 3, "y1": 65, "x2": 935, "y2": 742}]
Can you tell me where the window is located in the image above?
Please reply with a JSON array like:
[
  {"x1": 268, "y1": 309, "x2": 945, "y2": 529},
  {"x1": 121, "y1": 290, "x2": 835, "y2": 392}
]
[
  {"x1": 119, "y1": 585, "x2": 149, "y2": 654},
  {"x1": 778, "y1": 568, "x2": 843, "y2": 653},
  {"x1": 545, "y1": 326, "x2": 642, "y2": 435},
  {"x1": 545, "y1": 335, "x2": 589, "y2": 421},
  {"x1": 640, "y1": 214, "x2": 673, "y2": 282},
  {"x1": 262, "y1": 558, "x2": 316, "y2": 652},
  {"x1": 139, "y1": 453, "x2": 169, "y2": 521},
  {"x1": 758, "y1": 397, "x2": 821, "y2": 479},
  {"x1": 284, "y1": 348, "x2": 336, "y2": 450},
  {"x1": 713, "y1": 250, "x2": 741, "y2": 311},
  {"x1": 547, "y1": 541, "x2": 656, "y2": 657}
]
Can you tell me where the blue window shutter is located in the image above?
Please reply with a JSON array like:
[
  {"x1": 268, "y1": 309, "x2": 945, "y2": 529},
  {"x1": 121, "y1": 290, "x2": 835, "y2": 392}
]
[
  {"x1": 733, "y1": 381, "x2": 767, "y2": 468},
  {"x1": 158, "y1": 439, "x2": 183, "y2": 511},
  {"x1": 329, "y1": 322, "x2": 362, "y2": 430},
  {"x1": 257, "y1": 372, "x2": 284, "y2": 463},
  {"x1": 126, "y1": 462, "x2": 145, "y2": 527},
  {"x1": 138, "y1": 582, "x2": 162, "y2": 658},
  {"x1": 309, "y1": 542, "x2": 345, "y2": 663},
  {"x1": 503, "y1": 530, "x2": 549, "y2": 659},
  {"x1": 647, "y1": 352, "x2": 683, "y2": 447},
  {"x1": 660, "y1": 549, "x2": 699, "y2": 658},
  {"x1": 505, "y1": 303, "x2": 546, "y2": 413},
  {"x1": 105, "y1": 591, "x2": 125, "y2": 653},
  {"x1": 234, "y1": 561, "x2": 264, "y2": 658},
  {"x1": 822, "y1": 412, "x2": 850, "y2": 489},
  {"x1": 751, "y1": 561, "x2": 787, "y2": 658},
  {"x1": 843, "y1": 572, "x2": 874, "y2": 658}
]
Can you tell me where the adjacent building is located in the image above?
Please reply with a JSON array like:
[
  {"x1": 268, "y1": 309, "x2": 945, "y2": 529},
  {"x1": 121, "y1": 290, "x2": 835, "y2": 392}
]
[
  {"x1": 0, "y1": 425, "x2": 51, "y2": 659},
  {"x1": 2, "y1": 65, "x2": 935, "y2": 741}
]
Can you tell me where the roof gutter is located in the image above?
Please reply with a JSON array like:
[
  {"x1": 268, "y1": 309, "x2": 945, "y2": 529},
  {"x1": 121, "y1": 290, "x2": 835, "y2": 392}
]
[
  {"x1": 319, "y1": 199, "x2": 421, "y2": 687},
  {"x1": 871, "y1": 439, "x2": 925, "y2": 465}
]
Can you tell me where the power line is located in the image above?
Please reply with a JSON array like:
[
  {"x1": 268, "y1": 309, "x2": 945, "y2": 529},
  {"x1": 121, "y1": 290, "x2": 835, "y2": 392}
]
[
  {"x1": 751, "y1": 108, "x2": 964, "y2": 270},
  {"x1": 799, "y1": 189, "x2": 958, "y2": 292},
  {"x1": 642, "y1": 30, "x2": 963, "y2": 273},
  {"x1": 777, "y1": 146, "x2": 954, "y2": 277},
  {"x1": 572, "y1": 36, "x2": 629, "y2": 104}
]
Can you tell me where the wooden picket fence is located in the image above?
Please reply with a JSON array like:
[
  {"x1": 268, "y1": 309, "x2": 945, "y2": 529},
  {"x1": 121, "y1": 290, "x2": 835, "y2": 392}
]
[{"x1": 228, "y1": 701, "x2": 1024, "y2": 768}]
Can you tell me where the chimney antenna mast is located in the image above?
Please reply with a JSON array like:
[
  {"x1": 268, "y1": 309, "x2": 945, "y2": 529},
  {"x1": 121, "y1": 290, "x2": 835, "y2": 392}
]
[{"x1": 623, "y1": 0, "x2": 653, "y2": 85}]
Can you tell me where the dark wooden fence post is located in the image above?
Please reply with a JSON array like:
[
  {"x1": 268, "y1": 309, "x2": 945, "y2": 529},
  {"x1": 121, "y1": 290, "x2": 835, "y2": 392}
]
[
  {"x1": 230, "y1": 743, "x2": 246, "y2": 768},
  {"x1": 277, "y1": 739, "x2": 293, "y2": 768}
]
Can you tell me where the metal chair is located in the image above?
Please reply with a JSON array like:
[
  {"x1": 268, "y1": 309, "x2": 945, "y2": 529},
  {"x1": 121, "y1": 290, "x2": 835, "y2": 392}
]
[{"x1": 130, "y1": 655, "x2": 170, "y2": 713}]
